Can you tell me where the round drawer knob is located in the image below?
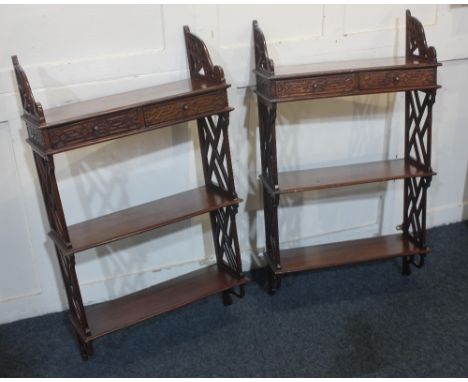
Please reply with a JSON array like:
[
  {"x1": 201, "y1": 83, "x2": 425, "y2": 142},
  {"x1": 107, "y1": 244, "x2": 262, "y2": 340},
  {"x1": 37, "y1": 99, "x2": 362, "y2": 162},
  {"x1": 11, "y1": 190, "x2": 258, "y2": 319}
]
[
  {"x1": 394, "y1": 75, "x2": 400, "y2": 82},
  {"x1": 93, "y1": 125, "x2": 99, "y2": 131},
  {"x1": 313, "y1": 83, "x2": 318, "y2": 89},
  {"x1": 182, "y1": 104, "x2": 189, "y2": 111}
]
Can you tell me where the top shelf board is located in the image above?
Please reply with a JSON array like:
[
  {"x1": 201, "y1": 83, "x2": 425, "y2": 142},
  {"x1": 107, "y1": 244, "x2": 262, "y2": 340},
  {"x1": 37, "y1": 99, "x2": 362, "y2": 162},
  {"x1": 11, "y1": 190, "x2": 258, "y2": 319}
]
[
  {"x1": 257, "y1": 56, "x2": 440, "y2": 80},
  {"x1": 43, "y1": 78, "x2": 229, "y2": 128}
]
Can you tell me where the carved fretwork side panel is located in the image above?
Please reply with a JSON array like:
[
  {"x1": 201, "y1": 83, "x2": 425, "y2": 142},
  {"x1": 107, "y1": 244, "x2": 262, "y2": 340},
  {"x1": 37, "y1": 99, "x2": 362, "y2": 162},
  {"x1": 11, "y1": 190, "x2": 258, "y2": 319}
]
[
  {"x1": 263, "y1": 187, "x2": 280, "y2": 270},
  {"x1": 14, "y1": 57, "x2": 91, "y2": 356},
  {"x1": 184, "y1": 26, "x2": 243, "y2": 280},
  {"x1": 197, "y1": 113, "x2": 243, "y2": 278},
  {"x1": 210, "y1": 206, "x2": 242, "y2": 277},
  {"x1": 403, "y1": 89, "x2": 435, "y2": 249},
  {"x1": 403, "y1": 10, "x2": 438, "y2": 257},
  {"x1": 33, "y1": 153, "x2": 70, "y2": 244},
  {"x1": 258, "y1": 101, "x2": 278, "y2": 188},
  {"x1": 183, "y1": 26, "x2": 225, "y2": 83},
  {"x1": 33, "y1": 154, "x2": 91, "y2": 355},
  {"x1": 257, "y1": 100, "x2": 281, "y2": 269},
  {"x1": 253, "y1": 21, "x2": 280, "y2": 270},
  {"x1": 406, "y1": 90, "x2": 435, "y2": 170},
  {"x1": 55, "y1": 248, "x2": 90, "y2": 336},
  {"x1": 404, "y1": 177, "x2": 429, "y2": 248},
  {"x1": 11, "y1": 56, "x2": 46, "y2": 125},
  {"x1": 406, "y1": 10, "x2": 437, "y2": 63},
  {"x1": 197, "y1": 113, "x2": 236, "y2": 196},
  {"x1": 252, "y1": 20, "x2": 275, "y2": 75}
]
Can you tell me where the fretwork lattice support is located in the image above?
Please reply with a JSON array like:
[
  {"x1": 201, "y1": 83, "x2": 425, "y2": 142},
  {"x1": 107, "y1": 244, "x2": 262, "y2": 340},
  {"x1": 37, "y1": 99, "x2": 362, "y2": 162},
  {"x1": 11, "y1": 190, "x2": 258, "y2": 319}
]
[
  {"x1": 402, "y1": 10, "x2": 438, "y2": 274},
  {"x1": 197, "y1": 113, "x2": 243, "y2": 281},
  {"x1": 257, "y1": 100, "x2": 281, "y2": 274},
  {"x1": 33, "y1": 153, "x2": 93, "y2": 358}
]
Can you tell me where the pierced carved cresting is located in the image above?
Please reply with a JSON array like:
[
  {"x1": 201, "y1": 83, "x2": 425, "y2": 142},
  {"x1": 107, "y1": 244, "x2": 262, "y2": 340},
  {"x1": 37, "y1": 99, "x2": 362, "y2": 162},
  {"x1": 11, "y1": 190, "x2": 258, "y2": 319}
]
[
  {"x1": 183, "y1": 26, "x2": 225, "y2": 83},
  {"x1": 406, "y1": 10, "x2": 437, "y2": 63},
  {"x1": 253, "y1": 20, "x2": 274, "y2": 75},
  {"x1": 12, "y1": 56, "x2": 45, "y2": 125}
]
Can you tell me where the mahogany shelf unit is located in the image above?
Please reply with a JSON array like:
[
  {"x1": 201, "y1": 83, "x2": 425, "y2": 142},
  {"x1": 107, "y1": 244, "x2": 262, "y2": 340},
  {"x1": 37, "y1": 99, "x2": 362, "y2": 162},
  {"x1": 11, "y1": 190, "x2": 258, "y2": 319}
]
[
  {"x1": 13, "y1": 26, "x2": 245, "y2": 360},
  {"x1": 253, "y1": 10, "x2": 441, "y2": 294}
]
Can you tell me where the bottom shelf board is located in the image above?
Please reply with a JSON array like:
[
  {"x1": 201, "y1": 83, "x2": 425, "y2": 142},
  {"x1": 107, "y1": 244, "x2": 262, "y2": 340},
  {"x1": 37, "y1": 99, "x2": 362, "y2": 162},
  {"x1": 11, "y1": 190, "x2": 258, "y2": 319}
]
[
  {"x1": 276, "y1": 234, "x2": 428, "y2": 274},
  {"x1": 82, "y1": 265, "x2": 245, "y2": 340}
]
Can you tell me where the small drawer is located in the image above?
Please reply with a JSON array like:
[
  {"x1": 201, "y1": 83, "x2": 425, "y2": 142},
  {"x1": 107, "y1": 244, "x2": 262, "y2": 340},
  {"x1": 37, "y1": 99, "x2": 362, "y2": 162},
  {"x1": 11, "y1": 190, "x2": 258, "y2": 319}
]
[
  {"x1": 49, "y1": 109, "x2": 142, "y2": 150},
  {"x1": 359, "y1": 68, "x2": 436, "y2": 91},
  {"x1": 276, "y1": 74, "x2": 356, "y2": 99},
  {"x1": 143, "y1": 91, "x2": 228, "y2": 127}
]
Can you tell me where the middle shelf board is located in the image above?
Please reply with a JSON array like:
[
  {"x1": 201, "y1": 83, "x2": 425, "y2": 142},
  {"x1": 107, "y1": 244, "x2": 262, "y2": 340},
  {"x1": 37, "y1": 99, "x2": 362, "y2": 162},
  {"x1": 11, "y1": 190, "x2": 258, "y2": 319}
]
[
  {"x1": 261, "y1": 159, "x2": 435, "y2": 195},
  {"x1": 50, "y1": 186, "x2": 240, "y2": 255},
  {"x1": 78, "y1": 265, "x2": 246, "y2": 341}
]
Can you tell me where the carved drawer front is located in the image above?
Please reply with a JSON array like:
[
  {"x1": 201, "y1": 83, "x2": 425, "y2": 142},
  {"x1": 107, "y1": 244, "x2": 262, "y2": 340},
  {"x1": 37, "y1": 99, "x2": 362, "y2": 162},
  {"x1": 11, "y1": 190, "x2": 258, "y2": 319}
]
[
  {"x1": 143, "y1": 91, "x2": 228, "y2": 127},
  {"x1": 359, "y1": 68, "x2": 435, "y2": 91},
  {"x1": 49, "y1": 109, "x2": 142, "y2": 150},
  {"x1": 276, "y1": 74, "x2": 356, "y2": 99}
]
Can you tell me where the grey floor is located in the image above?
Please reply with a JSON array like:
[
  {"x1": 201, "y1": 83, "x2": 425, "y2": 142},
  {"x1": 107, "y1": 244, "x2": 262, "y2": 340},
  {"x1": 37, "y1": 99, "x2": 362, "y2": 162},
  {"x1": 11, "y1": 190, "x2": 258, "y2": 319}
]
[{"x1": 1, "y1": 221, "x2": 467, "y2": 377}]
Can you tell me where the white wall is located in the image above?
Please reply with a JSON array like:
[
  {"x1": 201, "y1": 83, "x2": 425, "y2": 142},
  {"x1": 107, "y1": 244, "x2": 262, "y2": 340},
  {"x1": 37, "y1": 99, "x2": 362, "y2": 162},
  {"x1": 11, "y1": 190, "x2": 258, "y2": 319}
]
[{"x1": 1, "y1": 4, "x2": 468, "y2": 324}]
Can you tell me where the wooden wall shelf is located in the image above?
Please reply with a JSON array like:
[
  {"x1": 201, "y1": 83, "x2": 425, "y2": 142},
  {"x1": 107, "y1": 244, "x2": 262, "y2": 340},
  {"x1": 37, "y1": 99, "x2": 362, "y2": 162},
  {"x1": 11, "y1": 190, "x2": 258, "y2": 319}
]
[
  {"x1": 13, "y1": 26, "x2": 245, "y2": 360},
  {"x1": 253, "y1": 10, "x2": 440, "y2": 293}
]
